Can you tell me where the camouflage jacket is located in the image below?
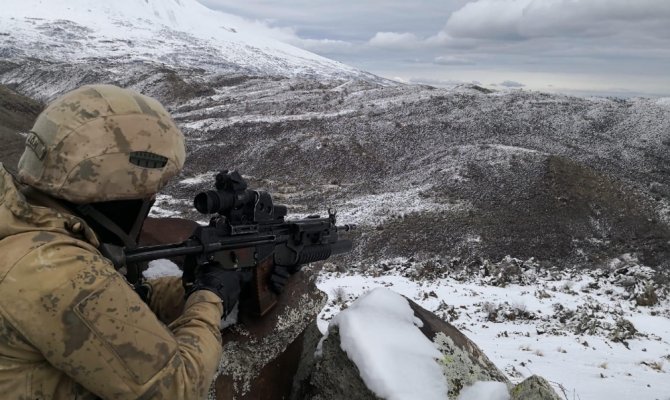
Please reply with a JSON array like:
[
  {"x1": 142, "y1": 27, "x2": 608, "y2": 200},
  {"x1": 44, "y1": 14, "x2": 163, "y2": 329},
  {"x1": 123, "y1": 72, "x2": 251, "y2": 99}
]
[{"x1": 0, "y1": 165, "x2": 223, "y2": 399}]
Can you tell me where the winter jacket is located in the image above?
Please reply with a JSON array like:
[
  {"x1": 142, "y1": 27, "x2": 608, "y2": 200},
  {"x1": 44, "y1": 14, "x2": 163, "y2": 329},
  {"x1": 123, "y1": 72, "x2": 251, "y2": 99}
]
[{"x1": 0, "y1": 164, "x2": 223, "y2": 399}]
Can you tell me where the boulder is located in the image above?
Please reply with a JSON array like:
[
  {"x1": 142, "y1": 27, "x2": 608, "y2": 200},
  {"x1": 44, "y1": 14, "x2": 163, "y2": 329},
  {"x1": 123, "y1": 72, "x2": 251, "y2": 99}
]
[
  {"x1": 293, "y1": 293, "x2": 511, "y2": 399},
  {"x1": 510, "y1": 375, "x2": 562, "y2": 400},
  {"x1": 292, "y1": 326, "x2": 380, "y2": 400},
  {"x1": 408, "y1": 299, "x2": 511, "y2": 398}
]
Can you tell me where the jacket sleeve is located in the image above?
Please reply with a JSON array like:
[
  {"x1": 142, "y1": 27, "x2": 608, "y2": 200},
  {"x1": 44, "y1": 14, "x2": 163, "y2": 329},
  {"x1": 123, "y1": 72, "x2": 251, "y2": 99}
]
[
  {"x1": 0, "y1": 239, "x2": 223, "y2": 400},
  {"x1": 146, "y1": 276, "x2": 186, "y2": 325}
]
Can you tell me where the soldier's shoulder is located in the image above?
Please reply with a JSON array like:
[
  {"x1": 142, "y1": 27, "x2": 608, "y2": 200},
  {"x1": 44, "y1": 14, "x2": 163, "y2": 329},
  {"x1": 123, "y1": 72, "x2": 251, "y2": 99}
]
[{"x1": 0, "y1": 231, "x2": 114, "y2": 292}]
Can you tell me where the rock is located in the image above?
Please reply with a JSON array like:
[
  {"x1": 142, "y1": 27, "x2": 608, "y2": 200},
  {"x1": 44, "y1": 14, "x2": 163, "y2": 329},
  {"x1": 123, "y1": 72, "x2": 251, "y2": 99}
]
[
  {"x1": 407, "y1": 299, "x2": 511, "y2": 398},
  {"x1": 608, "y1": 319, "x2": 637, "y2": 345},
  {"x1": 635, "y1": 284, "x2": 658, "y2": 306},
  {"x1": 295, "y1": 294, "x2": 510, "y2": 399},
  {"x1": 510, "y1": 375, "x2": 562, "y2": 400},
  {"x1": 485, "y1": 256, "x2": 524, "y2": 286},
  {"x1": 293, "y1": 327, "x2": 380, "y2": 400}
]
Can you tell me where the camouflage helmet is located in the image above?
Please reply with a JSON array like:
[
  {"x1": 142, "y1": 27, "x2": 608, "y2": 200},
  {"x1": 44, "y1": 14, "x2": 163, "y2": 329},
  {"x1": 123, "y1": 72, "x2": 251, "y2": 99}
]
[{"x1": 18, "y1": 84, "x2": 186, "y2": 204}]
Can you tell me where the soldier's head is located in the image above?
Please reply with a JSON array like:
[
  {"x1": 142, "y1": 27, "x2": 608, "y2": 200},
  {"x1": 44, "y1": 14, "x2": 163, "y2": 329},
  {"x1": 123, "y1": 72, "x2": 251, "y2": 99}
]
[{"x1": 18, "y1": 84, "x2": 186, "y2": 246}]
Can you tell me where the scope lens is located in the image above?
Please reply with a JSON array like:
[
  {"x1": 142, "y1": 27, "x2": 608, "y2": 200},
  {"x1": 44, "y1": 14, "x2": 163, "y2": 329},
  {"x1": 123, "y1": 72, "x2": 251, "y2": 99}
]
[{"x1": 194, "y1": 191, "x2": 218, "y2": 214}]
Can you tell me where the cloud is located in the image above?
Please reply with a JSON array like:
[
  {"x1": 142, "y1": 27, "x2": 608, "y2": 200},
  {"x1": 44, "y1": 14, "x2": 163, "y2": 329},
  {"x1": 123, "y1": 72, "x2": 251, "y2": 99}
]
[
  {"x1": 254, "y1": 24, "x2": 356, "y2": 54},
  {"x1": 444, "y1": 0, "x2": 670, "y2": 40},
  {"x1": 499, "y1": 80, "x2": 525, "y2": 88},
  {"x1": 434, "y1": 55, "x2": 475, "y2": 65},
  {"x1": 407, "y1": 77, "x2": 468, "y2": 86},
  {"x1": 368, "y1": 32, "x2": 422, "y2": 49},
  {"x1": 292, "y1": 37, "x2": 355, "y2": 53},
  {"x1": 198, "y1": 0, "x2": 670, "y2": 97}
]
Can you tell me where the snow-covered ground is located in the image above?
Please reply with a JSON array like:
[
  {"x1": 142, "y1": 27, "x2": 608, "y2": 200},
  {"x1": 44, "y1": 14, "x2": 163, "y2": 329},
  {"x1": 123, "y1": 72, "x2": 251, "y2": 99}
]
[
  {"x1": 142, "y1": 251, "x2": 670, "y2": 399},
  {"x1": 317, "y1": 259, "x2": 670, "y2": 400}
]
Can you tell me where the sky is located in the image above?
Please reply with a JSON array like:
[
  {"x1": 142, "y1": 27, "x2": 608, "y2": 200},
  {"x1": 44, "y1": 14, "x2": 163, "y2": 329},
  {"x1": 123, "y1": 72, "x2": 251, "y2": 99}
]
[{"x1": 199, "y1": 0, "x2": 670, "y2": 98}]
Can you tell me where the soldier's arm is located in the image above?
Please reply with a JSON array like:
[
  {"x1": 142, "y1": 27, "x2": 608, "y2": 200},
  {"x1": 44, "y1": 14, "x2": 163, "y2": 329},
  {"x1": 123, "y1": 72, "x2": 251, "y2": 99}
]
[
  {"x1": 144, "y1": 276, "x2": 186, "y2": 325},
  {"x1": 1, "y1": 240, "x2": 223, "y2": 400}
]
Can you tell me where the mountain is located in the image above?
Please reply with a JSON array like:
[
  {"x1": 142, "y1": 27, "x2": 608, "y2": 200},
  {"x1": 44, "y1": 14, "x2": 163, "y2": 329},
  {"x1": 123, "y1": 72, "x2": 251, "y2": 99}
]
[{"x1": 0, "y1": 0, "x2": 375, "y2": 80}]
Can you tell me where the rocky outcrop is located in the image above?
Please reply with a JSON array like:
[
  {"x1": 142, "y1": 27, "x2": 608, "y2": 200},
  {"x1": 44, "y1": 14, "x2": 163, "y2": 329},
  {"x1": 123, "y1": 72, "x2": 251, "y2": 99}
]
[
  {"x1": 411, "y1": 299, "x2": 511, "y2": 398},
  {"x1": 292, "y1": 326, "x2": 379, "y2": 400},
  {"x1": 511, "y1": 375, "x2": 562, "y2": 400},
  {"x1": 293, "y1": 294, "x2": 511, "y2": 399}
]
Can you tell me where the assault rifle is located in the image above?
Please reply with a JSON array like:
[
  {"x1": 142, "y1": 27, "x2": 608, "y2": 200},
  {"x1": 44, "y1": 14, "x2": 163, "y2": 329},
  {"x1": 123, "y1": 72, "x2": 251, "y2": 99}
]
[{"x1": 102, "y1": 170, "x2": 355, "y2": 316}]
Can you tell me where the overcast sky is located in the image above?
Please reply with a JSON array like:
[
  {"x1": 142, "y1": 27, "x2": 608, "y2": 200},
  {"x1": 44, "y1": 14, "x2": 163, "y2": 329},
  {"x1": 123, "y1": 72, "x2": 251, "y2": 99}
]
[{"x1": 200, "y1": 0, "x2": 670, "y2": 97}]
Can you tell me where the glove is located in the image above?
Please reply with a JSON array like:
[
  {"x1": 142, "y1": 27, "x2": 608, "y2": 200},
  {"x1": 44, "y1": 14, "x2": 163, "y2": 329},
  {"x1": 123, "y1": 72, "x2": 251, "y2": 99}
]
[
  {"x1": 185, "y1": 263, "x2": 242, "y2": 317},
  {"x1": 269, "y1": 265, "x2": 301, "y2": 294}
]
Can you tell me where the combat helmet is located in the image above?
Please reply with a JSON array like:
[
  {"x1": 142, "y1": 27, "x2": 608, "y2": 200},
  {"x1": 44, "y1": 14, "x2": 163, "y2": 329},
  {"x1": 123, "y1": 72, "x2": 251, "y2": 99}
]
[{"x1": 18, "y1": 84, "x2": 186, "y2": 204}]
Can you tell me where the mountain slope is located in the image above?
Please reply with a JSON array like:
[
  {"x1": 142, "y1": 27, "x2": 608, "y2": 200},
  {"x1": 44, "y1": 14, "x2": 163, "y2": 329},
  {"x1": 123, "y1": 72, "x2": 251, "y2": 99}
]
[{"x1": 0, "y1": 0, "x2": 373, "y2": 80}]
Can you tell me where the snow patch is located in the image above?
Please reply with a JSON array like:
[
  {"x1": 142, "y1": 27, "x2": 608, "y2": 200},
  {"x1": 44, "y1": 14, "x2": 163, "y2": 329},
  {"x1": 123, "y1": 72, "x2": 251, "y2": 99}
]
[
  {"x1": 457, "y1": 381, "x2": 510, "y2": 400},
  {"x1": 143, "y1": 259, "x2": 182, "y2": 279},
  {"x1": 179, "y1": 173, "x2": 212, "y2": 186},
  {"x1": 326, "y1": 288, "x2": 448, "y2": 400},
  {"x1": 334, "y1": 186, "x2": 469, "y2": 226}
]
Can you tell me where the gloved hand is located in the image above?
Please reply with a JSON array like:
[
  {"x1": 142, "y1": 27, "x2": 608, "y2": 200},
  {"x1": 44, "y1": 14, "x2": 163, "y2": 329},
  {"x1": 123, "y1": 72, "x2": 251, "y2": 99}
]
[
  {"x1": 184, "y1": 263, "x2": 242, "y2": 317},
  {"x1": 269, "y1": 265, "x2": 301, "y2": 294}
]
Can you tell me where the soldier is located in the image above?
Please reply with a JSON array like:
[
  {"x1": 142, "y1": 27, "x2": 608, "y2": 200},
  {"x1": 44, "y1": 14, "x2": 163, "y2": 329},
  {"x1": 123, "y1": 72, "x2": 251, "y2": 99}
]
[{"x1": 0, "y1": 84, "x2": 240, "y2": 399}]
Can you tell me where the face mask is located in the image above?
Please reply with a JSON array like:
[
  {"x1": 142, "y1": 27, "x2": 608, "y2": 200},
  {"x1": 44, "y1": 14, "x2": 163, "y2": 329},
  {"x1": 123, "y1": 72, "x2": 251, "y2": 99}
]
[
  {"x1": 75, "y1": 198, "x2": 156, "y2": 284},
  {"x1": 76, "y1": 197, "x2": 155, "y2": 248}
]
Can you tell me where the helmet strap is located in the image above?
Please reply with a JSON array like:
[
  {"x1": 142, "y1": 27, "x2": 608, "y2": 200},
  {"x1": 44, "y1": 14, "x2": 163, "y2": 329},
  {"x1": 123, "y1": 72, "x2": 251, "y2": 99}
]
[
  {"x1": 76, "y1": 199, "x2": 154, "y2": 284},
  {"x1": 77, "y1": 204, "x2": 138, "y2": 249}
]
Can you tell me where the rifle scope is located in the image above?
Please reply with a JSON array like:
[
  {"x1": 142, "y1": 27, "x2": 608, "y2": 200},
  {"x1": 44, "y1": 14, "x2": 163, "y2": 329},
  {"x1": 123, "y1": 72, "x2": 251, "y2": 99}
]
[
  {"x1": 194, "y1": 188, "x2": 253, "y2": 215},
  {"x1": 193, "y1": 171, "x2": 287, "y2": 221}
]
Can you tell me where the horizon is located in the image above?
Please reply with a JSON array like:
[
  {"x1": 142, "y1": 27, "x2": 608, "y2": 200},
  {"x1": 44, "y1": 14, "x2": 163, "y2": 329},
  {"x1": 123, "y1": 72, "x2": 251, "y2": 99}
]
[{"x1": 199, "y1": 0, "x2": 670, "y2": 99}]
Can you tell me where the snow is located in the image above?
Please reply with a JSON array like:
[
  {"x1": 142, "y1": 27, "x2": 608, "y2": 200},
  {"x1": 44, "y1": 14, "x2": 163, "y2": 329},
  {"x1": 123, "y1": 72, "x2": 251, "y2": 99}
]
[
  {"x1": 321, "y1": 186, "x2": 470, "y2": 227},
  {"x1": 317, "y1": 262, "x2": 670, "y2": 400},
  {"x1": 149, "y1": 194, "x2": 190, "y2": 218},
  {"x1": 457, "y1": 381, "x2": 510, "y2": 400},
  {"x1": 143, "y1": 258, "x2": 182, "y2": 279},
  {"x1": 325, "y1": 288, "x2": 449, "y2": 400},
  {"x1": 0, "y1": 0, "x2": 367, "y2": 79},
  {"x1": 179, "y1": 173, "x2": 213, "y2": 186}
]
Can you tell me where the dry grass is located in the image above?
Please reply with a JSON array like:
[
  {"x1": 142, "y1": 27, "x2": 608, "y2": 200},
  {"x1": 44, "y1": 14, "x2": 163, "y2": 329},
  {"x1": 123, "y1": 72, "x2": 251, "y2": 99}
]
[
  {"x1": 331, "y1": 287, "x2": 347, "y2": 305},
  {"x1": 640, "y1": 361, "x2": 664, "y2": 372}
]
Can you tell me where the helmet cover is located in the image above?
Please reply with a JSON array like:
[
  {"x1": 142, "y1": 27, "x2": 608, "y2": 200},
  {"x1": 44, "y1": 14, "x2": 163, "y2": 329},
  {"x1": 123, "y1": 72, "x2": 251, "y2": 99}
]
[{"x1": 18, "y1": 84, "x2": 186, "y2": 203}]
